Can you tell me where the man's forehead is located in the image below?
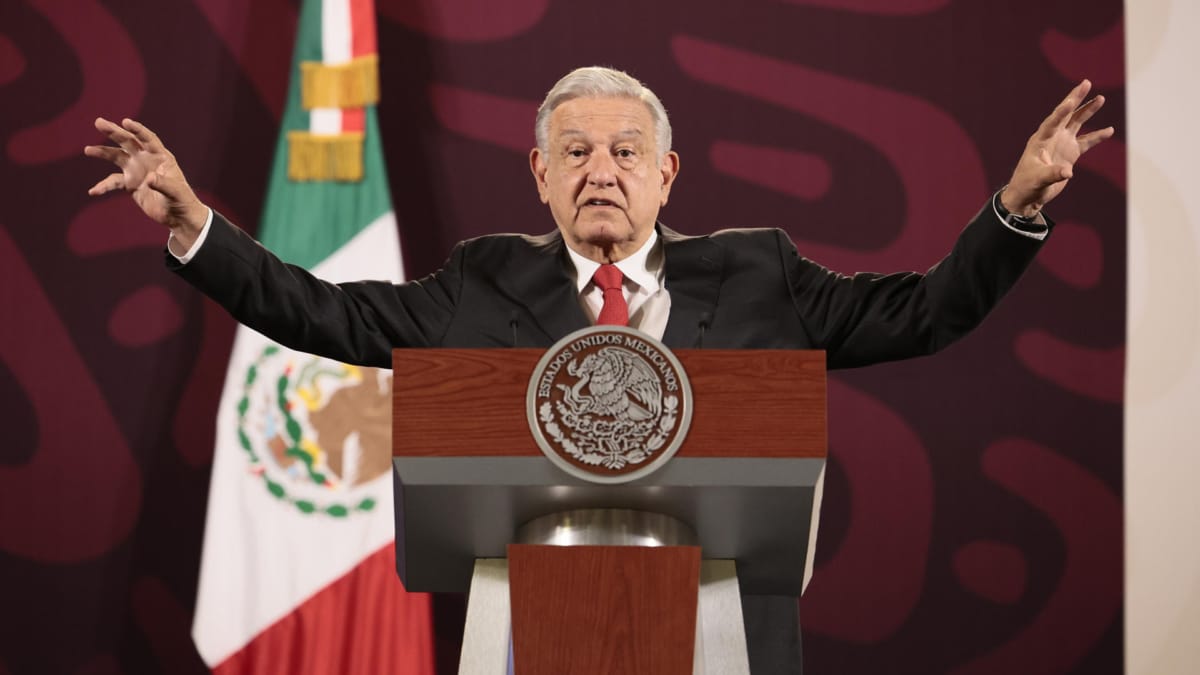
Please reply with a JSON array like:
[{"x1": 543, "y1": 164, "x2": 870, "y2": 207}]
[{"x1": 550, "y1": 97, "x2": 654, "y2": 139}]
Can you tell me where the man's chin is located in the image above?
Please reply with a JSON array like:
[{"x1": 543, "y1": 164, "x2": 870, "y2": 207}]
[
  {"x1": 577, "y1": 222, "x2": 633, "y2": 247},
  {"x1": 557, "y1": 217, "x2": 651, "y2": 260}
]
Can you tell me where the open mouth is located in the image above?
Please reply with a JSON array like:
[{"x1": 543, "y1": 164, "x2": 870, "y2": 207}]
[{"x1": 582, "y1": 198, "x2": 618, "y2": 208}]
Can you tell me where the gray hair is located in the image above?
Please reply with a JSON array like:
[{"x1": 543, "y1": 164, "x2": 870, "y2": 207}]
[{"x1": 534, "y1": 66, "x2": 672, "y2": 160}]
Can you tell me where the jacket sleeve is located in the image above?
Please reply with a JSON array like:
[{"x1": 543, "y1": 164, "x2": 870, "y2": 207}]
[
  {"x1": 167, "y1": 212, "x2": 462, "y2": 368},
  {"x1": 781, "y1": 202, "x2": 1048, "y2": 369}
]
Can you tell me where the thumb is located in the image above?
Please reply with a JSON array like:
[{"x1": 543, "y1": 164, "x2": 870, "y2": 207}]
[
  {"x1": 146, "y1": 167, "x2": 189, "y2": 203},
  {"x1": 1033, "y1": 162, "x2": 1071, "y2": 187}
]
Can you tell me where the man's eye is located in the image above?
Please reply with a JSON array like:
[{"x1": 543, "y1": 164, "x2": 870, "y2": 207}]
[
  {"x1": 567, "y1": 149, "x2": 586, "y2": 158},
  {"x1": 616, "y1": 149, "x2": 635, "y2": 158}
]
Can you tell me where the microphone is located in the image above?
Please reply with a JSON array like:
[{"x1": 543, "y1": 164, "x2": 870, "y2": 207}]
[
  {"x1": 509, "y1": 310, "x2": 520, "y2": 347},
  {"x1": 695, "y1": 312, "x2": 712, "y2": 348}
]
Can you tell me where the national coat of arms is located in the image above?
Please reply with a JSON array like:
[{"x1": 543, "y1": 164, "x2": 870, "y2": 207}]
[
  {"x1": 235, "y1": 344, "x2": 392, "y2": 516},
  {"x1": 527, "y1": 326, "x2": 693, "y2": 483}
]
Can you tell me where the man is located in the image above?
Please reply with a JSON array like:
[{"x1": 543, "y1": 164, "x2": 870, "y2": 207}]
[{"x1": 86, "y1": 67, "x2": 1112, "y2": 673}]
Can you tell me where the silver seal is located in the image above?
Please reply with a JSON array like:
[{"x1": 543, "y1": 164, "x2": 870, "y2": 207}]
[{"x1": 526, "y1": 326, "x2": 693, "y2": 484}]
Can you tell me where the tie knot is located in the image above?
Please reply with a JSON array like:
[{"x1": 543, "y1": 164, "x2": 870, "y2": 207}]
[{"x1": 592, "y1": 264, "x2": 624, "y2": 292}]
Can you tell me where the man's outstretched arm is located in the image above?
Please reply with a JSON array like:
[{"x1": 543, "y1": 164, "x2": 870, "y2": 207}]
[
  {"x1": 788, "y1": 79, "x2": 1116, "y2": 368},
  {"x1": 84, "y1": 118, "x2": 462, "y2": 365}
]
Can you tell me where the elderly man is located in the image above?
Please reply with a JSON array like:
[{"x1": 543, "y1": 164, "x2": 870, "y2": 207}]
[{"x1": 86, "y1": 67, "x2": 1112, "y2": 673}]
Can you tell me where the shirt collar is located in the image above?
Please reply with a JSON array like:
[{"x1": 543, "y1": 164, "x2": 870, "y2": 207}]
[{"x1": 565, "y1": 229, "x2": 662, "y2": 295}]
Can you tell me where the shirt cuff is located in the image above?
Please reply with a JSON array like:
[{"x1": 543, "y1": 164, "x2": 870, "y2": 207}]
[
  {"x1": 167, "y1": 208, "x2": 214, "y2": 263},
  {"x1": 991, "y1": 190, "x2": 1049, "y2": 241}
]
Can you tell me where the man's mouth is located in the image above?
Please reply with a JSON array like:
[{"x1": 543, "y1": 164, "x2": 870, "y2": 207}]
[{"x1": 582, "y1": 198, "x2": 618, "y2": 208}]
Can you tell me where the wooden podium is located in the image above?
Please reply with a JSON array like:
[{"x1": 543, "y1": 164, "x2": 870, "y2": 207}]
[{"x1": 392, "y1": 348, "x2": 826, "y2": 674}]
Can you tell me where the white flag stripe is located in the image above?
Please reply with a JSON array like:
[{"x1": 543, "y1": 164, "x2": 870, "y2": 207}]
[
  {"x1": 309, "y1": 108, "x2": 343, "y2": 135},
  {"x1": 319, "y1": 211, "x2": 404, "y2": 283},
  {"x1": 320, "y1": 0, "x2": 352, "y2": 64}
]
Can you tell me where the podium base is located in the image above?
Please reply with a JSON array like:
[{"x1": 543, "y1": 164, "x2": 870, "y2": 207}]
[{"x1": 459, "y1": 509, "x2": 750, "y2": 675}]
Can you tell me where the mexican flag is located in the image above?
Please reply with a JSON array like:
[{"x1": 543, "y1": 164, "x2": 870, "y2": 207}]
[{"x1": 191, "y1": 0, "x2": 434, "y2": 672}]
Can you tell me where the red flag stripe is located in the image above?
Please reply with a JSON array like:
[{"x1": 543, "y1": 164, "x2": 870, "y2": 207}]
[
  {"x1": 342, "y1": 107, "x2": 366, "y2": 133},
  {"x1": 211, "y1": 542, "x2": 434, "y2": 675},
  {"x1": 341, "y1": 0, "x2": 373, "y2": 134},
  {"x1": 350, "y1": 0, "x2": 377, "y2": 57}
]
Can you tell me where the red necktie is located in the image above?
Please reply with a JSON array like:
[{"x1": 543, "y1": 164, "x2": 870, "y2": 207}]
[{"x1": 592, "y1": 264, "x2": 628, "y2": 326}]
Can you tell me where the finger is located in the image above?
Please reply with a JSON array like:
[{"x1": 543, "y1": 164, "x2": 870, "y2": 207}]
[
  {"x1": 107, "y1": 127, "x2": 143, "y2": 154},
  {"x1": 94, "y1": 116, "x2": 121, "y2": 135},
  {"x1": 1038, "y1": 79, "x2": 1092, "y2": 139},
  {"x1": 96, "y1": 116, "x2": 143, "y2": 154},
  {"x1": 122, "y1": 118, "x2": 166, "y2": 154},
  {"x1": 87, "y1": 173, "x2": 125, "y2": 196},
  {"x1": 1078, "y1": 126, "x2": 1116, "y2": 154},
  {"x1": 1067, "y1": 95, "x2": 1105, "y2": 133},
  {"x1": 83, "y1": 144, "x2": 128, "y2": 166}
]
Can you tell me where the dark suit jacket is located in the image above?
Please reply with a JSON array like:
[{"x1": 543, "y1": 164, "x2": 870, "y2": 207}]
[
  {"x1": 169, "y1": 201, "x2": 1044, "y2": 369},
  {"x1": 169, "y1": 201, "x2": 1045, "y2": 675}
]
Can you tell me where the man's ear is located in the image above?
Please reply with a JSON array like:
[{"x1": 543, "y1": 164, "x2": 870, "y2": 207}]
[
  {"x1": 530, "y1": 148, "x2": 549, "y2": 204},
  {"x1": 659, "y1": 151, "x2": 681, "y2": 206}
]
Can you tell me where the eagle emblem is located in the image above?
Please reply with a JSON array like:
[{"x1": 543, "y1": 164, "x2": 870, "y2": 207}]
[
  {"x1": 559, "y1": 347, "x2": 662, "y2": 422},
  {"x1": 527, "y1": 326, "x2": 692, "y2": 483}
]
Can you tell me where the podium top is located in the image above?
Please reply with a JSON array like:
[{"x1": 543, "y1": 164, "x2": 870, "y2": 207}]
[
  {"x1": 391, "y1": 347, "x2": 827, "y2": 594},
  {"x1": 392, "y1": 348, "x2": 826, "y2": 460}
]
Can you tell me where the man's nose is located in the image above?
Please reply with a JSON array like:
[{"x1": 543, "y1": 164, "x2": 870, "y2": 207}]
[{"x1": 586, "y1": 153, "x2": 617, "y2": 188}]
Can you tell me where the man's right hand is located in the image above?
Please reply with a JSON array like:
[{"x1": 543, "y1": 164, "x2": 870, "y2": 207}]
[{"x1": 85, "y1": 118, "x2": 209, "y2": 251}]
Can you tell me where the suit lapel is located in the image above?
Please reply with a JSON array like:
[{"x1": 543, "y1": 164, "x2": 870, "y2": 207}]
[
  {"x1": 498, "y1": 230, "x2": 589, "y2": 342},
  {"x1": 497, "y1": 226, "x2": 723, "y2": 347},
  {"x1": 660, "y1": 225, "x2": 724, "y2": 349}
]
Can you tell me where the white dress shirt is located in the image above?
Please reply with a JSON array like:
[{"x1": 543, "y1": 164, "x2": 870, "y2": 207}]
[{"x1": 564, "y1": 230, "x2": 672, "y2": 340}]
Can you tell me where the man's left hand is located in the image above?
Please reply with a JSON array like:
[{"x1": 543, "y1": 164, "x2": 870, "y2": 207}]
[{"x1": 1001, "y1": 79, "x2": 1115, "y2": 217}]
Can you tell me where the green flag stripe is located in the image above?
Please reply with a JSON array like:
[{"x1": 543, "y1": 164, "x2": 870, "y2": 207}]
[{"x1": 257, "y1": 0, "x2": 393, "y2": 270}]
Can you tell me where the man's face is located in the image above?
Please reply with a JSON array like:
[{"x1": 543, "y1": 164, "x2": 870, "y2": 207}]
[{"x1": 530, "y1": 96, "x2": 680, "y2": 262}]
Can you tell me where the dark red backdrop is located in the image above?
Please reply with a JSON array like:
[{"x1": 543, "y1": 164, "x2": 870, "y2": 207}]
[{"x1": 0, "y1": 0, "x2": 1125, "y2": 673}]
